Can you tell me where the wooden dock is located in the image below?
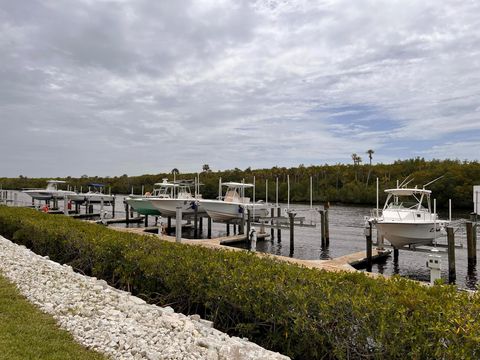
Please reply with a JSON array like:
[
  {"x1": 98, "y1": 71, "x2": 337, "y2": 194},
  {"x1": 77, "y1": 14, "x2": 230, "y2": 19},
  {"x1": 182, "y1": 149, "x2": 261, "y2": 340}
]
[{"x1": 110, "y1": 226, "x2": 390, "y2": 276}]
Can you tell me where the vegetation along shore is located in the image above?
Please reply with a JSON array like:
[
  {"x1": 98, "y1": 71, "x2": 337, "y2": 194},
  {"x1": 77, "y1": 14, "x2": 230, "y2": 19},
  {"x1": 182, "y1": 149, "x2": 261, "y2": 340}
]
[{"x1": 2, "y1": 158, "x2": 480, "y2": 209}]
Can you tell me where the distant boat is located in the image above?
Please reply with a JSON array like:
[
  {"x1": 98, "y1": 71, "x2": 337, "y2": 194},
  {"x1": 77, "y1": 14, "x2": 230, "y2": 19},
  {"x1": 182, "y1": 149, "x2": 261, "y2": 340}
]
[
  {"x1": 124, "y1": 179, "x2": 175, "y2": 216},
  {"x1": 199, "y1": 182, "x2": 268, "y2": 222},
  {"x1": 69, "y1": 183, "x2": 114, "y2": 204},
  {"x1": 23, "y1": 180, "x2": 76, "y2": 200},
  {"x1": 150, "y1": 180, "x2": 205, "y2": 217},
  {"x1": 371, "y1": 184, "x2": 448, "y2": 248}
]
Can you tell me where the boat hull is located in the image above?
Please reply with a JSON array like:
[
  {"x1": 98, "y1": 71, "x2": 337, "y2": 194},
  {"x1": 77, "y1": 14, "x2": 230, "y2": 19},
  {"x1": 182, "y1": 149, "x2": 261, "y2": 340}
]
[
  {"x1": 375, "y1": 221, "x2": 444, "y2": 248},
  {"x1": 200, "y1": 200, "x2": 268, "y2": 222},
  {"x1": 23, "y1": 190, "x2": 77, "y2": 200},
  {"x1": 125, "y1": 198, "x2": 162, "y2": 216},
  {"x1": 150, "y1": 199, "x2": 204, "y2": 217}
]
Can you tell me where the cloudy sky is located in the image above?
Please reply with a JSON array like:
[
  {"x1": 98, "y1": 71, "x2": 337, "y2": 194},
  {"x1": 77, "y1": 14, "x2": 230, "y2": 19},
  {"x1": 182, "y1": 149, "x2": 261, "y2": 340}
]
[{"x1": 1, "y1": 0, "x2": 479, "y2": 178}]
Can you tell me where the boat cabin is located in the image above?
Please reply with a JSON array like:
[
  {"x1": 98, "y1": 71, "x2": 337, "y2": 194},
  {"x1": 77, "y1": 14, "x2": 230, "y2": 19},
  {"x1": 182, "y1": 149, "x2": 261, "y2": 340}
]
[
  {"x1": 383, "y1": 188, "x2": 432, "y2": 213},
  {"x1": 45, "y1": 180, "x2": 67, "y2": 191},
  {"x1": 222, "y1": 182, "x2": 253, "y2": 203}
]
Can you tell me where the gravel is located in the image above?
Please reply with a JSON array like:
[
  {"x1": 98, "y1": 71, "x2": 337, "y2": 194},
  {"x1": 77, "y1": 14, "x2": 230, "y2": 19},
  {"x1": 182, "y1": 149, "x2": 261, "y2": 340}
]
[{"x1": 0, "y1": 235, "x2": 289, "y2": 360}]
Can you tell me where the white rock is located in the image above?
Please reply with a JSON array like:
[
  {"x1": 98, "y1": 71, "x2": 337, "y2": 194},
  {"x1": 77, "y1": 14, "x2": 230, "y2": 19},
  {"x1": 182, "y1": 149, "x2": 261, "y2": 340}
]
[{"x1": 0, "y1": 235, "x2": 290, "y2": 360}]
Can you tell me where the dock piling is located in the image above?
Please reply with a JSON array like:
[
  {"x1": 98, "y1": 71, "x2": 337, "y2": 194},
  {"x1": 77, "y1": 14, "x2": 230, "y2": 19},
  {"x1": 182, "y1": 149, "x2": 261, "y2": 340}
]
[
  {"x1": 277, "y1": 207, "x2": 281, "y2": 242},
  {"x1": 365, "y1": 221, "x2": 372, "y2": 272},
  {"x1": 226, "y1": 222, "x2": 230, "y2": 236},
  {"x1": 289, "y1": 211, "x2": 295, "y2": 256},
  {"x1": 175, "y1": 206, "x2": 182, "y2": 242},
  {"x1": 246, "y1": 209, "x2": 251, "y2": 245},
  {"x1": 447, "y1": 226, "x2": 456, "y2": 284},
  {"x1": 100, "y1": 198, "x2": 105, "y2": 221},
  {"x1": 240, "y1": 208, "x2": 245, "y2": 235},
  {"x1": 144, "y1": 214, "x2": 148, "y2": 227},
  {"x1": 466, "y1": 222, "x2": 477, "y2": 265},
  {"x1": 167, "y1": 217, "x2": 172, "y2": 233},
  {"x1": 393, "y1": 247, "x2": 399, "y2": 263},
  {"x1": 63, "y1": 196, "x2": 69, "y2": 216},
  {"x1": 125, "y1": 202, "x2": 130, "y2": 227},
  {"x1": 207, "y1": 216, "x2": 212, "y2": 239},
  {"x1": 324, "y1": 202, "x2": 330, "y2": 245},
  {"x1": 320, "y1": 210, "x2": 326, "y2": 246},
  {"x1": 270, "y1": 207, "x2": 274, "y2": 241},
  {"x1": 194, "y1": 206, "x2": 198, "y2": 238}
]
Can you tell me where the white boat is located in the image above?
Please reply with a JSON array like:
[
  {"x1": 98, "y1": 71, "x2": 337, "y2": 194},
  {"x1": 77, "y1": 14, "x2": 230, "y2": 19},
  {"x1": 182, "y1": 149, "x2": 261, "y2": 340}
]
[
  {"x1": 23, "y1": 180, "x2": 76, "y2": 200},
  {"x1": 371, "y1": 186, "x2": 448, "y2": 248},
  {"x1": 199, "y1": 182, "x2": 268, "y2": 222},
  {"x1": 69, "y1": 183, "x2": 114, "y2": 204},
  {"x1": 124, "y1": 179, "x2": 175, "y2": 216},
  {"x1": 150, "y1": 180, "x2": 204, "y2": 217}
]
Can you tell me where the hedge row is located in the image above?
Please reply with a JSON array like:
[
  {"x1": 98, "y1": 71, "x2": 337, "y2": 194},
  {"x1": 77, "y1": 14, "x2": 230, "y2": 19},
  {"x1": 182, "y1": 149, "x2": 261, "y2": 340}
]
[{"x1": 0, "y1": 206, "x2": 479, "y2": 359}]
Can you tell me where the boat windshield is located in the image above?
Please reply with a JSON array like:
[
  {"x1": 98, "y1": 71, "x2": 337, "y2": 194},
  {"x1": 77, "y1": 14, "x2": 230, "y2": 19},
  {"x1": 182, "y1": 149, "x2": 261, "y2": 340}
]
[
  {"x1": 384, "y1": 193, "x2": 429, "y2": 211},
  {"x1": 177, "y1": 185, "x2": 192, "y2": 199}
]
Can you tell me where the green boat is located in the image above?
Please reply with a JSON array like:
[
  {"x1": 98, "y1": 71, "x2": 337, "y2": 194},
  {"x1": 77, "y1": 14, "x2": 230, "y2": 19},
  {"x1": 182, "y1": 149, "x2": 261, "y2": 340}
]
[{"x1": 124, "y1": 179, "x2": 176, "y2": 216}]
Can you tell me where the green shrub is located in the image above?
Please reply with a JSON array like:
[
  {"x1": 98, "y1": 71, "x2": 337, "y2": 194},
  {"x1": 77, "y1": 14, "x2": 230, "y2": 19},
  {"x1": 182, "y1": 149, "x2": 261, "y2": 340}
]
[{"x1": 0, "y1": 206, "x2": 479, "y2": 359}]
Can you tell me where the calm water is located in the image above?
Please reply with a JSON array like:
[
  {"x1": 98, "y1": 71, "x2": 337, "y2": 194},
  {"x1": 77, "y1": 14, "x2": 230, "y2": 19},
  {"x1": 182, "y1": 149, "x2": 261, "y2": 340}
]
[{"x1": 5, "y1": 191, "x2": 479, "y2": 290}]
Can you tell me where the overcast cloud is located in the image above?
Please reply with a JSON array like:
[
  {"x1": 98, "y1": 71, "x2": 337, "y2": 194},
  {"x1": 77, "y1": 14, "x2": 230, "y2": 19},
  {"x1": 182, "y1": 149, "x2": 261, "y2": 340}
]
[{"x1": 1, "y1": 0, "x2": 479, "y2": 177}]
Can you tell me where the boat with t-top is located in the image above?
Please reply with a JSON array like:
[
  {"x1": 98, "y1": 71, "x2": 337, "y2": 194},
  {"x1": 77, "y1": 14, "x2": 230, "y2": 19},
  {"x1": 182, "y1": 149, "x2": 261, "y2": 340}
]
[
  {"x1": 23, "y1": 180, "x2": 76, "y2": 200},
  {"x1": 370, "y1": 178, "x2": 448, "y2": 248},
  {"x1": 150, "y1": 180, "x2": 204, "y2": 217},
  {"x1": 199, "y1": 182, "x2": 268, "y2": 222},
  {"x1": 124, "y1": 179, "x2": 176, "y2": 216}
]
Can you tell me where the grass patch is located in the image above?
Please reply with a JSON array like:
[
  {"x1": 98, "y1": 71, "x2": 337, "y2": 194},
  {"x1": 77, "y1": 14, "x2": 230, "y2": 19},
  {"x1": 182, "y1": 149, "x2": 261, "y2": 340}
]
[{"x1": 0, "y1": 273, "x2": 106, "y2": 360}]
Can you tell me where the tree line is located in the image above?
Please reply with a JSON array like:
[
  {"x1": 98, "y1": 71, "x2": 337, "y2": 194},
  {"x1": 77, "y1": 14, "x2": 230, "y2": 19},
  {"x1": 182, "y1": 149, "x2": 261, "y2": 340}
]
[{"x1": 2, "y1": 158, "x2": 479, "y2": 209}]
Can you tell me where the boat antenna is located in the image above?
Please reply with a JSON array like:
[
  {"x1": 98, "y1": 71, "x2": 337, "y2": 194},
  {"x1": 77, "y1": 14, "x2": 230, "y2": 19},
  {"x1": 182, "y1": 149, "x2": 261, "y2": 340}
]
[
  {"x1": 423, "y1": 175, "x2": 445, "y2": 189},
  {"x1": 403, "y1": 178, "x2": 415, "y2": 188},
  {"x1": 398, "y1": 175, "x2": 413, "y2": 188}
]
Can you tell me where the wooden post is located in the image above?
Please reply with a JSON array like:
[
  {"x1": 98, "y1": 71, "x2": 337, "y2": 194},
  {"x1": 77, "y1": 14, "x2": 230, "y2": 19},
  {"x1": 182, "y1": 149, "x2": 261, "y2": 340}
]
[
  {"x1": 233, "y1": 223, "x2": 237, "y2": 235},
  {"x1": 167, "y1": 217, "x2": 172, "y2": 233},
  {"x1": 277, "y1": 207, "x2": 281, "y2": 242},
  {"x1": 447, "y1": 226, "x2": 456, "y2": 283},
  {"x1": 100, "y1": 197, "x2": 105, "y2": 221},
  {"x1": 466, "y1": 222, "x2": 476, "y2": 265},
  {"x1": 125, "y1": 202, "x2": 130, "y2": 227},
  {"x1": 366, "y1": 221, "x2": 372, "y2": 272},
  {"x1": 226, "y1": 222, "x2": 230, "y2": 236},
  {"x1": 199, "y1": 215, "x2": 203, "y2": 234},
  {"x1": 112, "y1": 196, "x2": 116, "y2": 218},
  {"x1": 194, "y1": 206, "x2": 198, "y2": 238},
  {"x1": 63, "y1": 196, "x2": 69, "y2": 216},
  {"x1": 324, "y1": 202, "x2": 330, "y2": 245},
  {"x1": 289, "y1": 212, "x2": 295, "y2": 256},
  {"x1": 270, "y1": 207, "x2": 275, "y2": 241},
  {"x1": 207, "y1": 216, "x2": 212, "y2": 239},
  {"x1": 246, "y1": 209, "x2": 251, "y2": 244},
  {"x1": 239, "y1": 207, "x2": 245, "y2": 235},
  {"x1": 393, "y1": 247, "x2": 399, "y2": 263},
  {"x1": 175, "y1": 206, "x2": 182, "y2": 243},
  {"x1": 320, "y1": 210, "x2": 326, "y2": 246},
  {"x1": 144, "y1": 214, "x2": 149, "y2": 227}
]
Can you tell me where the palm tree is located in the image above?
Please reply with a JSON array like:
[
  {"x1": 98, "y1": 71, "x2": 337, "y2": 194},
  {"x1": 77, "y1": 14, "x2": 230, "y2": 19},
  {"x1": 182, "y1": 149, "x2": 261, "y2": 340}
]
[
  {"x1": 366, "y1": 149, "x2": 375, "y2": 165},
  {"x1": 202, "y1": 164, "x2": 211, "y2": 173},
  {"x1": 171, "y1": 168, "x2": 179, "y2": 175},
  {"x1": 351, "y1": 153, "x2": 362, "y2": 165}
]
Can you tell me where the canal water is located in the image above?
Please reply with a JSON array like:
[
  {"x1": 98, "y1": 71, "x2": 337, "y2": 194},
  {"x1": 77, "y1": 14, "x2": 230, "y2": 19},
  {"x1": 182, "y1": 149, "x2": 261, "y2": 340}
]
[{"x1": 5, "y1": 191, "x2": 479, "y2": 290}]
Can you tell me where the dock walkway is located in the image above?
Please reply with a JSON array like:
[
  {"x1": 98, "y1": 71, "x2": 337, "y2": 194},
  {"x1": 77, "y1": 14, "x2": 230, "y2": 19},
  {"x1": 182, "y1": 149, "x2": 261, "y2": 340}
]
[{"x1": 112, "y1": 227, "x2": 390, "y2": 276}]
